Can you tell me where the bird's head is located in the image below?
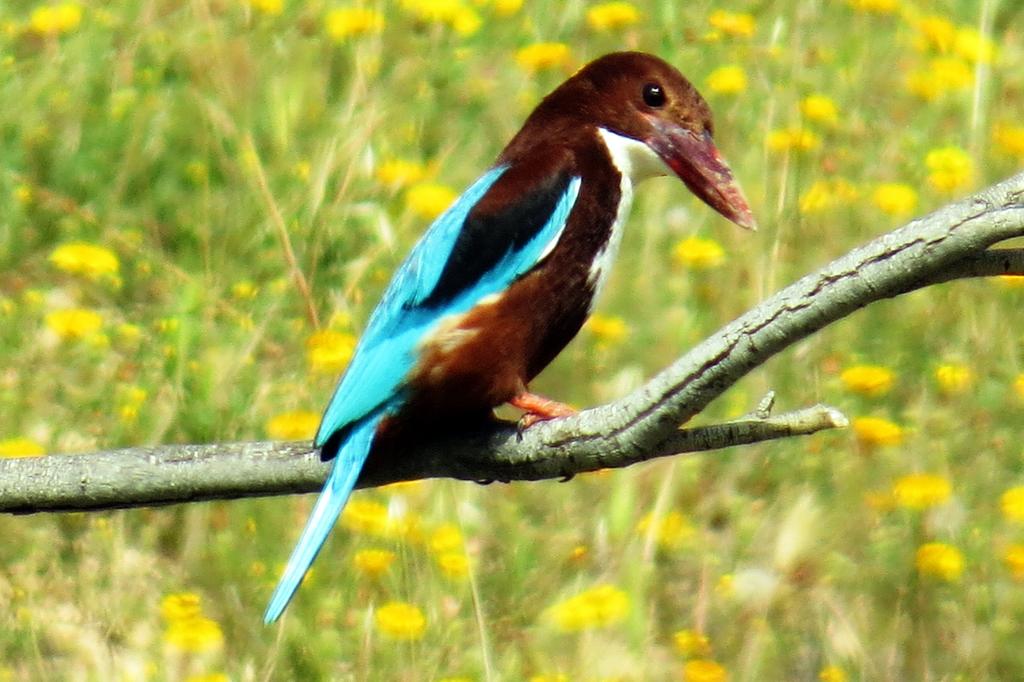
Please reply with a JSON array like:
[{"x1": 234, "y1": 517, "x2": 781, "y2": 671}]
[{"x1": 516, "y1": 51, "x2": 757, "y2": 230}]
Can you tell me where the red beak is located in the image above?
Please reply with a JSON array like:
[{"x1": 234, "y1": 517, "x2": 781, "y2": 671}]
[{"x1": 645, "y1": 118, "x2": 757, "y2": 231}]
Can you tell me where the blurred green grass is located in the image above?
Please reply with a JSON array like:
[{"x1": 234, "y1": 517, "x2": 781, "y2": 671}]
[{"x1": 2, "y1": 0, "x2": 1024, "y2": 679}]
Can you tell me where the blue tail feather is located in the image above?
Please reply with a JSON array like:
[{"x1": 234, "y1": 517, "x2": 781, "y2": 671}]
[{"x1": 263, "y1": 413, "x2": 382, "y2": 624}]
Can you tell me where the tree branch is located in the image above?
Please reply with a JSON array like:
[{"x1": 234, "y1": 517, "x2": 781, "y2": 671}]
[{"x1": 3, "y1": 173, "x2": 1023, "y2": 514}]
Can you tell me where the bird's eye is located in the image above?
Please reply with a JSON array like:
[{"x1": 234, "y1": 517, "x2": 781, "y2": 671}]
[{"x1": 642, "y1": 83, "x2": 666, "y2": 108}]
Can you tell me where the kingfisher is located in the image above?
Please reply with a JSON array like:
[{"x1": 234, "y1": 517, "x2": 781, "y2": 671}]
[{"x1": 264, "y1": 51, "x2": 756, "y2": 623}]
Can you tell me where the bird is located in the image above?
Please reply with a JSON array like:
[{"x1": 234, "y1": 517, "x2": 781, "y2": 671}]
[{"x1": 264, "y1": 51, "x2": 756, "y2": 623}]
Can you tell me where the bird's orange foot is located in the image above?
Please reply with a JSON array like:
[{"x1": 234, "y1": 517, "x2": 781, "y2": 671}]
[{"x1": 509, "y1": 392, "x2": 577, "y2": 431}]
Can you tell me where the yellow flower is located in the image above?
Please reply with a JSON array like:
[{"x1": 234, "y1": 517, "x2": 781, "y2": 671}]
[
  {"x1": 636, "y1": 510, "x2": 693, "y2": 549},
  {"x1": 437, "y1": 551, "x2": 470, "y2": 579},
  {"x1": 852, "y1": 416, "x2": 903, "y2": 447},
  {"x1": 800, "y1": 94, "x2": 839, "y2": 126},
  {"x1": 164, "y1": 615, "x2": 225, "y2": 653},
  {"x1": 375, "y1": 601, "x2": 426, "y2": 640},
  {"x1": 1015, "y1": 374, "x2": 1024, "y2": 402},
  {"x1": 353, "y1": 548, "x2": 396, "y2": 578},
  {"x1": 266, "y1": 410, "x2": 319, "y2": 440},
  {"x1": 45, "y1": 308, "x2": 103, "y2": 341},
  {"x1": 429, "y1": 523, "x2": 464, "y2": 554},
  {"x1": 683, "y1": 659, "x2": 729, "y2": 682},
  {"x1": 29, "y1": 3, "x2": 83, "y2": 35},
  {"x1": 914, "y1": 15, "x2": 955, "y2": 53},
  {"x1": 184, "y1": 674, "x2": 230, "y2": 682},
  {"x1": 324, "y1": 7, "x2": 384, "y2": 41},
  {"x1": 934, "y1": 363, "x2": 973, "y2": 395},
  {"x1": 799, "y1": 178, "x2": 859, "y2": 214},
  {"x1": 231, "y1": 280, "x2": 258, "y2": 300},
  {"x1": 0, "y1": 437, "x2": 45, "y2": 458},
  {"x1": 872, "y1": 183, "x2": 918, "y2": 217},
  {"x1": 586, "y1": 314, "x2": 629, "y2": 345},
  {"x1": 376, "y1": 159, "x2": 427, "y2": 188},
  {"x1": 954, "y1": 26, "x2": 997, "y2": 64},
  {"x1": 1004, "y1": 545, "x2": 1024, "y2": 580},
  {"x1": 993, "y1": 124, "x2": 1024, "y2": 159},
  {"x1": 586, "y1": 2, "x2": 640, "y2": 31},
  {"x1": 705, "y1": 65, "x2": 747, "y2": 95},
  {"x1": 160, "y1": 593, "x2": 203, "y2": 622},
  {"x1": 1001, "y1": 486, "x2": 1024, "y2": 523},
  {"x1": 846, "y1": 0, "x2": 898, "y2": 14},
  {"x1": 906, "y1": 58, "x2": 973, "y2": 100},
  {"x1": 515, "y1": 42, "x2": 572, "y2": 72},
  {"x1": 915, "y1": 542, "x2": 963, "y2": 581},
  {"x1": 406, "y1": 182, "x2": 458, "y2": 220},
  {"x1": 708, "y1": 10, "x2": 755, "y2": 38},
  {"x1": 840, "y1": 364, "x2": 894, "y2": 397},
  {"x1": 491, "y1": 0, "x2": 522, "y2": 17},
  {"x1": 673, "y1": 236, "x2": 726, "y2": 270},
  {"x1": 766, "y1": 127, "x2": 821, "y2": 153},
  {"x1": 548, "y1": 584, "x2": 629, "y2": 632},
  {"x1": 819, "y1": 665, "x2": 847, "y2": 682},
  {"x1": 247, "y1": 0, "x2": 283, "y2": 15},
  {"x1": 402, "y1": 0, "x2": 480, "y2": 36},
  {"x1": 49, "y1": 242, "x2": 120, "y2": 281},
  {"x1": 926, "y1": 146, "x2": 973, "y2": 193},
  {"x1": 673, "y1": 629, "x2": 712, "y2": 657},
  {"x1": 341, "y1": 498, "x2": 405, "y2": 537},
  {"x1": 306, "y1": 328, "x2": 357, "y2": 375},
  {"x1": 14, "y1": 184, "x2": 33, "y2": 205},
  {"x1": 892, "y1": 473, "x2": 951, "y2": 510}
]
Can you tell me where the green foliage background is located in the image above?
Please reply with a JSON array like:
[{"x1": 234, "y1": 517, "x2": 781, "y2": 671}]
[{"x1": 1, "y1": 0, "x2": 1023, "y2": 679}]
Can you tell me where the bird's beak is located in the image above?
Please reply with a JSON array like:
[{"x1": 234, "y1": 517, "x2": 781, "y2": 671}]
[{"x1": 645, "y1": 118, "x2": 757, "y2": 230}]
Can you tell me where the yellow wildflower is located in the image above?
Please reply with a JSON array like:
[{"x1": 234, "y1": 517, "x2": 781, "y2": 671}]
[
  {"x1": 840, "y1": 364, "x2": 894, "y2": 397},
  {"x1": 799, "y1": 178, "x2": 859, "y2": 214},
  {"x1": 926, "y1": 146, "x2": 973, "y2": 193},
  {"x1": 164, "y1": 615, "x2": 225, "y2": 653},
  {"x1": 1015, "y1": 374, "x2": 1024, "y2": 402},
  {"x1": 0, "y1": 437, "x2": 45, "y2": 458},
  {"x1": 766, "y1": 127, "x2": 821, "y2": 153},
  {"x1": 673, "y1": 236, "x2": 726, "y2": 270},
  {"x1": 548, "y1": 584, "x2": 629, "y2": 632},
  {"x1": 231, "y1": 280, "x2": 258, "y2": 300},
  {"x1": 586, "y1": 2, "x2": 640, "y2": 31},
  {"x1": 376, "y1": 159, "x2": 427, "y2": 188},
  {"x1": 914, "y1": 15, "x2": 955, "y2": 53},
  {"x1": 993, "y1": 124, "x2": 1024, "y2": 159},
  {"x1": 846, "y1": 0, "x2": 898, "y2": 14},
  {"x1": 492, "y1": 0, "x2": 522, "y2": 17},
  {"x1": 45, "y1": 308, "x2": 103, "y2": 341},
  {"x1": 872, "y1": 183, "x2": 918, "y2": 217},
  {"x1": 636, "y1": 510, "x2": 693, "y2": 549},
  {"x1": 852, "y1": 416, "x2": 903, "y2": 447},
  {"x1": 1001, "y1": 487, "x2": 1024, "y2": 523},
  {"x1": 819, "y1": 666, "x2": 847, "y2": 682},
  {"x1": 353, "y1": 548, "x2": 396, "y2": 578},
  {"x1": 892, "y1": 473, "x2": 951, "y2": 510},
  {"x1": 683, "y1": 659, "x2": 729, "y2": 682},
  {"x1": 266, "y1": 410, "x2": 319, "y2": 440},
  {"x1": 29, "y1": 3, "x2": 83, "y2": 35},
  {"x1": 515, "y1": 42, "x2": 572, "y2": 72},
  {"x1": 402, "y1": 0, "x2": 481, "y2": 36},
  {"x1": 708, "y1": 10, "x2": 755, "y2": 38},
  {"x1": 586, "y1": 314, "x2": 629, "y2": 344},
  {"x1": 800, "y1": 94, "x2": 839, "y2": 126},
  {"x1": 406, "y1": 182, "x2": 458, "y2": 220},
  {"x1": 247, "y1": 0, "x2": 283, "y2": 15},
  {"x1": 437, "y1": 551, "x2": 470, "y2": 579},
  {"x1": 954, "y1": 26, "x2": 997, "y2": 64},
  {"x1": 429, "y1": 523, "x2": 464, "y2": 554},
  {"x1": 673, "y1": 629, "x2": 712, "y2": 657},
  {"x1": 324, "y1": 7, "x2": 384, "y2": 41},
  {"x1": 375, "y1": 601, "x2": 426, "y2": 640},
  {"x1": 306, "y1": 328, "x2": 357, "y2": 375},
  {"x1": 184, "y1": 674, "x2": 229, "y2": 682},
  {"x1": 1004, "y1": 545, "x2": 1024, "y2": 580},
  {"x1": 342, "y1": 499, "x2": 397, "y2": 537},
  {"x1": 49, "y1": 242, "x2": 120, "y2": 281},
  {"x1": 705, "y1": 65, "x2": 747, "y2": 95},
  {"x1": 934, "y1": 363, "x2": 973, "y2": 395},
  {"x1": 906, "y1": 58, "x2": 973, "y2": 100},
  {"x1": 915, "y1": 542, "x2": 963, "y2": 581},
  {"x1": 160, "y1": 593, "x2": 203, "y2": 622},
  {"x1": 14, "y1": 184, "x2": 33, "y2": 205}
]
